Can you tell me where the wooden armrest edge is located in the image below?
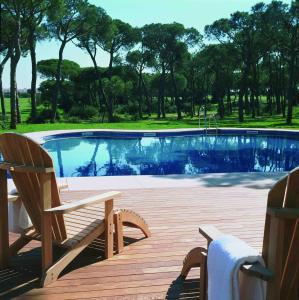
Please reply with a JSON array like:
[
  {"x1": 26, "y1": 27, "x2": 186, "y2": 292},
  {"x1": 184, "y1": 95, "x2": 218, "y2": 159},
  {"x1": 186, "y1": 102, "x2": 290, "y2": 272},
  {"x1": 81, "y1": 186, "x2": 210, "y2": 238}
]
[
  {"x1": 241, "y1": 262, "x2": 273, "y2": 281},
  {"x1": 199, "y1": 224, "x2": 223, "y2": 243},
  {"x1": 45, "y1": 191, "x2": 121, "y2": 214}
]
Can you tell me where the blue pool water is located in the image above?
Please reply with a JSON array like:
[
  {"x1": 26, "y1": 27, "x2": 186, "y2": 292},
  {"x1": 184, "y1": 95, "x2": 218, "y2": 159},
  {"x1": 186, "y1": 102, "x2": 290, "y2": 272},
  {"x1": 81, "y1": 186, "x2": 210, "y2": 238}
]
[{"x1": 42, "y1": 134, "x2": 299, "y2": 177}]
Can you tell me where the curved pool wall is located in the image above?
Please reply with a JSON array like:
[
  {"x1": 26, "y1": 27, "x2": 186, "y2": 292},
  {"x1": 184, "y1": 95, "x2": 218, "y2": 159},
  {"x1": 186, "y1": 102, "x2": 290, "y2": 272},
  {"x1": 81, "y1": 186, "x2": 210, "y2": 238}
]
[
  {"x1": 27, "y1": 128, "x2": 299, "y2": 143},
  {"x1": 24, "y1": 128, "x2": 299, "y2": 178}
]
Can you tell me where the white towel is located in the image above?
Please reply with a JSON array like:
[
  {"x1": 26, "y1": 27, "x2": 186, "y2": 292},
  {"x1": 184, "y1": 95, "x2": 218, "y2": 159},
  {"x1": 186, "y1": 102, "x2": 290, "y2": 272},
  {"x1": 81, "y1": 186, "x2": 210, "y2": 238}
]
[
  {"x1": 8, "y1": 187, "x2": 32, "y2": 233},
  {"x1": 208, "y1": 234, "x2": 266, "y2": 300}
]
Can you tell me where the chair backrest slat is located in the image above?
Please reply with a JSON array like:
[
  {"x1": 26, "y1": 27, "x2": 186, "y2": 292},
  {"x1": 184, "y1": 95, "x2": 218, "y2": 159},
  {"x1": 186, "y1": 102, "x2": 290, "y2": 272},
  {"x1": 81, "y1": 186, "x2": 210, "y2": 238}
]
[
  {"x1": 280, "y1": 168, "x2": 299, "y2": 299},
  {"x1": 263, "y1": 168, "x2": 299, "y2": 299},
  {"x1": 0, "y1": 133, "x2": 67, "y2": 242}
]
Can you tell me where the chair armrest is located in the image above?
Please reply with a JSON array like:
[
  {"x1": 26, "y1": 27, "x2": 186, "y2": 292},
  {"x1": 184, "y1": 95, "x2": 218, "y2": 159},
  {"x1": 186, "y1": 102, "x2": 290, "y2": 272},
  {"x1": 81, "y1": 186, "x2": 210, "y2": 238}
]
[
  {"x1": 45, "y1": 191, "x2": 121, "y2": 215},
  {"x1": 199, "y1": 225, "x2": 223, "y2": 244},
  {"x1": 199, "y1": 225, "x2": 273, "y2": 281},
  {"x1": 199, "y1": 225, "x2": 274, "y2": 281},
  {"x1": 267, "y1": 207, "x2": 299, "y2": 219},
  {"x1": 241, "y1": 262, "x2": 273, "y2": 281}
]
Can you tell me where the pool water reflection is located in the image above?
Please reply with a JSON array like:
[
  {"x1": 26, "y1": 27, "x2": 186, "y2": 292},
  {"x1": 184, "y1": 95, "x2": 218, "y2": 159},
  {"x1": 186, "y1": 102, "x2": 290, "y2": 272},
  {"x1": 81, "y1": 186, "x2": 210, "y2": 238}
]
[{"x1": 43, "y1": 135, "x2": 299, "y2": 177}]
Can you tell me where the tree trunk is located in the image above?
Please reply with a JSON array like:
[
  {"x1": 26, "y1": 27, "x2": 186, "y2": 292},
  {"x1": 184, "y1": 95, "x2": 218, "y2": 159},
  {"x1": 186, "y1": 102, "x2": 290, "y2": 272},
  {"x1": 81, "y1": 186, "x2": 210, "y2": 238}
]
[
  {"x1": 158, "y1": 63, "x2": 166, "y2": 119},
  {"x1": 244, "y1": 89, "x2": 250, "y2": 115},
  {"x1": 141, "y1": 76, "x2": 151, "y2": 116},
  {"x1": 250, "y1": 88, "x2": 255, "y2": 118},
  {"x1": 254, "y1": 63, "x2": 260, "y2": 116},
  {"x1": 107, "y1": 49, "x2": 114, "y2": 122},
  {"x1": 0, "y1": 68, "x2": 5, "y2": 120},
  {"x1": 238, "y1": 89, "x2": 244, "y2": 123},
  {"x1": 190, "y1": 80, "x2": 196, "y2": 118},
  {"x1": 10, "y1": 58, "x2": 18, "y2": 129},
  {"x1": 52, "y1": 40, "x2": 67, "y2": 122},
  {"x1": 16, "y1": 84, "x2": 21, "y2": 123},
  {"x1": 137, "y1": 70, "x2": 143, "y2": 119},
  {"x1": 218, "y1": 97, "x2": 225, "y2": 119},
  {"x1": 0, "y1": 52, "x2": 10, "y2": 119},
  {"x1": 87, "y1": 47, "x2": 108, "y2": 121},
  {"x1": 275, "y1": 57, "x2": 282, "y2": 114},
  {"x1": 190, "y1": 96, "x2": 195, "y2": 118},
  {"x1": 29, "y1": 33, "x2": 37, "y2": 121},
  {"x1": 227, "y1": 87, "x2": 232, "y2": 114},
  {"x1": 238, "y1": 70, "x2": 248, "y2": 123},
  {"x1": 242, "y1": 61, "x2": 250, "y2": 115},
  {"x1": 10, "y1": 15, "x2": 21, "y2": 129},
  {"x1": 170, "y1": 65, "x2": 181, "y2": 120},
  {"x1": 157, "y1": 92, "x2": 161, "y2": 119},
  {"x1": 215, "y1": 73, "x2": 224, "y2": 119},
  {"x1": 286, "y1": 52, "x2": 296, "y2": 125}
]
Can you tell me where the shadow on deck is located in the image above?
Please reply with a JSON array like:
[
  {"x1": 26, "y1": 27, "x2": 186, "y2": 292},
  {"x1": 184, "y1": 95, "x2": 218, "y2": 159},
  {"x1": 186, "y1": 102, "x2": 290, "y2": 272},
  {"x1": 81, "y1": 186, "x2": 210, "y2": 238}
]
[{"x1": 1, "y1": 184, "x2": 269, "y2": 299}]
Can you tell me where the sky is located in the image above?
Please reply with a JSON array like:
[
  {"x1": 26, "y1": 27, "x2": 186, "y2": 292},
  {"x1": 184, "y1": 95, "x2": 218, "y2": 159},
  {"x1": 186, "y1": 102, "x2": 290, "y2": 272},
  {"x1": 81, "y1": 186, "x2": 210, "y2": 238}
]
[{"x1": 2, "y1": 0, "x2": 292, "y2": 89}]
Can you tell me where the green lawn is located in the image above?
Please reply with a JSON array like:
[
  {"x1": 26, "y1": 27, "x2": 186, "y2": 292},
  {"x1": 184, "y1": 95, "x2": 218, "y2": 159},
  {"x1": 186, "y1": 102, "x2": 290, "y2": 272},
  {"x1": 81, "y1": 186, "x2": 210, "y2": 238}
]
[{"x1": 1, "y1": 98, "x2": 299, "y2": 133}]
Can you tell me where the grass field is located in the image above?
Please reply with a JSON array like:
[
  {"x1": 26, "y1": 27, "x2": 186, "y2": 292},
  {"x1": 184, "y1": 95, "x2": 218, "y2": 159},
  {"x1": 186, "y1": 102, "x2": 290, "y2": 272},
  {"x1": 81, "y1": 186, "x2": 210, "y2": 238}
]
[{"x1": 1, "y1": 98, "x2": 299, "y2": 133}]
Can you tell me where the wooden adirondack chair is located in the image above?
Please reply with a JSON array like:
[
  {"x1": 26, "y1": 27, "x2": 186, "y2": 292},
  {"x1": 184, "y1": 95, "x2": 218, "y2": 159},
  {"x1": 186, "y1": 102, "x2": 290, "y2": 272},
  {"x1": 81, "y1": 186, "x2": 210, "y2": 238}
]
[
  {"x1": 181, "y1": 167, "x2": 299, "y2": 300},
  {"x1": 0, "y1": 133, "x2": 121, "y2": 287}
]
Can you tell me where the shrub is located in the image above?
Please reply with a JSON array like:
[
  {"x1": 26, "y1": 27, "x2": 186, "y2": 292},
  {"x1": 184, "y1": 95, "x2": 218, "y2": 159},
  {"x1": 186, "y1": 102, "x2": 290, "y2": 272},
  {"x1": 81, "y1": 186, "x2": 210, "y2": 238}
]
[
  {"x1": 164, "y1": 101, "x2": 177, "y2": 114},
  {"x1": 65, "y1": 116, "x2": 81, "y2": 123},
  {"x1": 114, "y1": 104, "x2": 127, "y2": 115},
  {"x1": 68, "y1": 105, "x2": 98, "y2": 120},
  {"x1": 31, "y1": 108, "x2": 60, "y2": 123},
  {"x1": 127, "y1": 101, "x2": 139, "y2": 116}
]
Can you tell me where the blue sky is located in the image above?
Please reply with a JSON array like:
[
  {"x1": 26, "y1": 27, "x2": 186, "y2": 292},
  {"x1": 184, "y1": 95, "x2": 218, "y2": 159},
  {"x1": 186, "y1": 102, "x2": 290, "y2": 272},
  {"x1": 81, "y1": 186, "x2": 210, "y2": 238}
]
[{"x1": 2, "y1": 0, "x2": 291, "y2": 89}]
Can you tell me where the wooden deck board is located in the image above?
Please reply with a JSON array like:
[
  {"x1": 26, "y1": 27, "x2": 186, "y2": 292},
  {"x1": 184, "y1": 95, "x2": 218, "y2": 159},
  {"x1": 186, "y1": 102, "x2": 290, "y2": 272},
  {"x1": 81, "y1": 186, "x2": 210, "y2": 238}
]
[{"x1": 1, "y1": 184, "x2": 269, "y2": 299}]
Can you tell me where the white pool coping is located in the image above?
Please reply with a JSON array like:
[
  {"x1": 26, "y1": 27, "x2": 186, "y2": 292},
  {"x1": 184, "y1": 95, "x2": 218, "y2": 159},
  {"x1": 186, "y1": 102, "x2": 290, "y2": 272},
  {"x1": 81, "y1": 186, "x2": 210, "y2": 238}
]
[{"x1": 25, "y1": 127, "x2": 299, "y2": 144}]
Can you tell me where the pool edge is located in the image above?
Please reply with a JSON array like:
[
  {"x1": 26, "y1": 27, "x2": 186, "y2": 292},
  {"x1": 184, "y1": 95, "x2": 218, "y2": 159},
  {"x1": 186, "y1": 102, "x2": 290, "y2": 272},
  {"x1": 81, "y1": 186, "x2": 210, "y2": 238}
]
[{"x1": 25, "y1": 127, "x2": 299, "y2": 144}]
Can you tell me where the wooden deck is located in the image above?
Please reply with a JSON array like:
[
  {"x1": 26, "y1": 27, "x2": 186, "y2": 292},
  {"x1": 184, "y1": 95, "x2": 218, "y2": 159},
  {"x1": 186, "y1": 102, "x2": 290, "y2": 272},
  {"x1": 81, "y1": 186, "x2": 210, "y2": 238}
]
[{"x1": 1, "y1": 181, "x2": 271, "y2": 299}]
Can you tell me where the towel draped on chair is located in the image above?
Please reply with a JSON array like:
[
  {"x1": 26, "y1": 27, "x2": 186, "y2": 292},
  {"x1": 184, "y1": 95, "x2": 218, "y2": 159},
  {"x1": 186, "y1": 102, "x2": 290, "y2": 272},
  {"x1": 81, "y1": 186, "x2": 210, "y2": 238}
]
[{"x1": 207, "y1": 234, "x2": 266, "y2": 300}]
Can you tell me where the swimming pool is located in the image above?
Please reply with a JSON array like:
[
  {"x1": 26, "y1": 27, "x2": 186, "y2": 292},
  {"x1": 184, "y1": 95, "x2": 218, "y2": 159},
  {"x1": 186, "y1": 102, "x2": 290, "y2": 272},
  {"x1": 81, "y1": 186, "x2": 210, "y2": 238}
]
[{"x1": 42, "y1": 130, "x2": 299, "y2": 177}]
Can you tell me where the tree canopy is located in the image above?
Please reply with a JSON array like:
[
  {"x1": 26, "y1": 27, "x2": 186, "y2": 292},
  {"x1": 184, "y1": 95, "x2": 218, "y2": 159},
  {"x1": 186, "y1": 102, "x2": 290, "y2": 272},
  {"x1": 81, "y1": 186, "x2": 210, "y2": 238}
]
[{"x1": 2, "y1": 0, "x2": 299, "y2": 128}]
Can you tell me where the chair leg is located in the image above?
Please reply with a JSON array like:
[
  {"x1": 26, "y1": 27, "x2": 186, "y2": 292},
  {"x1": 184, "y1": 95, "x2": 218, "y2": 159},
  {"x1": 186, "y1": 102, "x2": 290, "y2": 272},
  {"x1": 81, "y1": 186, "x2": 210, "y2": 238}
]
[
  {"x1": 114, "y1": 209, "x2": 151, "y2": 254},
  {"x1": 40, "y1": 174, "x2": 53, "y2": 275},
  {"x1": 114, "y1": 212, "x2": 124, "y2": 254},
  {"x1": 9, "y1": 235, "x2": 31, "y2": 257},
  {"x1": 181, "y1": 247, "x2": 207, "y2": 278},
  {"x1": 41, "y1": 223, "x2": 106, "y2": 287},
  {"x1": 0, "y1": 169, "x2": 9, "y2": 269},
  {"x1": 199, "y1": 252, "x2": 208, "y2": 300},
  {"x1": 105, "y1": 199, "x2": 114, "y2": 259},
  {"x1": 181, "y1": 247, "x2": 208, "y2": 300}
]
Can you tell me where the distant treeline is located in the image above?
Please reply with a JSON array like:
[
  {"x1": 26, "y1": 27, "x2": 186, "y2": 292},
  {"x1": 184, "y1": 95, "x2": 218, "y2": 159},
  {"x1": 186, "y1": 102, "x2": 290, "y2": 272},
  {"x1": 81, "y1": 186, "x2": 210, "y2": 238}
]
[{"x1": 1, "y1": 0, "x2": 299, "y2": 129}]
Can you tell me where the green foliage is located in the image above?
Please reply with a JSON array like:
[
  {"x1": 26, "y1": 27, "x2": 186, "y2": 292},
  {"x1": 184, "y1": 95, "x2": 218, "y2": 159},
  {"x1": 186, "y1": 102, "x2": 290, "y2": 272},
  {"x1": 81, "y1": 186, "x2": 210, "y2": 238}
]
[
  {"x1": 3, "y1": 0, "x2": 299, "y2": 129},
  {"x1": 33, "y1": 108, "x2": 61, "y2": 123},
  {"x1": 37, "y1": 59, "x2": 81, "y2": 80},
  {"x1": 46, "y1": 0, "x2": 92, "y2": 42},
  {"x1": 175, "y1": 74, "x2": 187, "y2": 92},
  {"x1": 103, "y1": 76, "x2": 125, "y2": 98},
  {"x1": 4, "y1": 97, "x2": 299, "y2": 134},
  {"x1": 65, "y1": 116, "x2": 82, "y2": 123},
  {"x1": 38, "y1": 79, "x2": 75, "y2": 113},
  {"x1": 68, "y1": 105, "x2": 99, "y2": 120},
  {"x1": 99, "y1": 19, "x2": 140, "y2": 53}
]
